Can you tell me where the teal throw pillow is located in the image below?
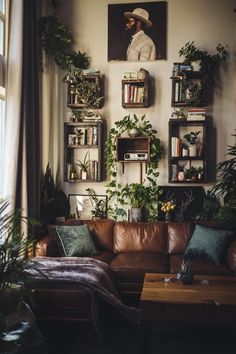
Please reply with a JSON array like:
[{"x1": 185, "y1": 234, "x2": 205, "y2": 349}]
[
  {"x1": 184, "y1": 224, "x2": 232, "y2": 266},
  {"x1": 54, "y1": 224, "x2": 99, "y2": 257}
]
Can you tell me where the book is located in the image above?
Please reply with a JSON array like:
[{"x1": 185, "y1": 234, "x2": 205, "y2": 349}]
[
  {"x1": 171, "y1": 137, "x2": 180, "y2": 157},
  {"x1": 187, "y1": 115, "x2": 205, "y2": 121}
]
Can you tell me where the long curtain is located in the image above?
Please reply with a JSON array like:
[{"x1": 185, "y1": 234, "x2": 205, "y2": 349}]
[{"x1": 3, "y1": 0, "x2": 41, "y2": 222}]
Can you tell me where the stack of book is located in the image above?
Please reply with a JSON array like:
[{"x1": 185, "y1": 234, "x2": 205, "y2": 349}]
[
  {"x1": 123, "y1": 83, "x2": 144, "y2": 104},
  {"x1": 187, "y1": 107, "x2": 206, "y2": 121},
  {"x1": 171, "y1": 137, "x2": 180, "y2": 157}
]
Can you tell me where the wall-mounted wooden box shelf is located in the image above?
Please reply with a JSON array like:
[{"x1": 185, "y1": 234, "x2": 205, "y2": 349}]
[{"x1": 116, "y1": 137, "x2": 150, "y2": 162}]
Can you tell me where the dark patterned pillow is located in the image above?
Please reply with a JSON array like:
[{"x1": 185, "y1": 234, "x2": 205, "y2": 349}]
[
  {"x1": 184, "y1": 224, "x2": 232, "y2": 266},
  {"x1": 49, "y1": 224, "x2": 99, "y2": 257}
]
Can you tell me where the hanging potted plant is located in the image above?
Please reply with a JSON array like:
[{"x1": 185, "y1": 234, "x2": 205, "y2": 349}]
[
  {"x1": 179, "y1": 41, "x2": 228, "y2": 104},
  {"x1": 183, "y1": 131, "x2": 201, "y2": 157}
]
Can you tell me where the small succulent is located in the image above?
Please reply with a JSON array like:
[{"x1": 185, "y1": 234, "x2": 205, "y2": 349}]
[{"x1": 177, "y1": 259, "x2": 193, "y2": 284}]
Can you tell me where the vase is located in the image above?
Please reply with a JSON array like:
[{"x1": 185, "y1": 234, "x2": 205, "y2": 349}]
[
  {"x1": 128, "y1": 128, "x2": 141, "y2": 137},
  {"x1": 188, "y1": 145, "x2": 197, "y2": 157},
  {"x1": 81, "y1": 171, "x2": 87, "y2": 180},
  {"x1": 165, "y1": 212, "x2": 171, "y2": 223},
  {"x1": 130, "y1": 208, "x2": 142, "y2": 222}
]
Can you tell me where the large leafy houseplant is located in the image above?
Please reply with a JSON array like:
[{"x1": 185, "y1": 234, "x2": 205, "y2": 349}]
[
  {"x1": 0, "y1": 199, "x2": 46, "y2": 352},
  {"x1": 209, "y1": 132, "x2": 236, "y2": 228},
  {"x1": 199, "y1": 132, "x2": 236, "y2": 229},
  {"x1": 105, "y1": 114, "x2": 163, "y2": 221},
  {"x1": 40, "y1": 164, "x2": 70, "y2": 226}
]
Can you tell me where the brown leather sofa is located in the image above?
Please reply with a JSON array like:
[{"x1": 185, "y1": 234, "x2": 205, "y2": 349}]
[{"x1": 32, "y1": 219, "x2": 236, "y2": 322}]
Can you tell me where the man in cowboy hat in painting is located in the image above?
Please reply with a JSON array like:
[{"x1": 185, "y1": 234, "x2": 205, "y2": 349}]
[{"x1": 124, "y1": 7, "x2": 156, "y2": 61}]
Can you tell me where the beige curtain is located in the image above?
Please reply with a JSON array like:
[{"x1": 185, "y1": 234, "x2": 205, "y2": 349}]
[
  {"x1": 41, "y1": 0, "x2": 62, "y2": 183},
  {"x1": 3, "y1": 0, "x2": 24, "y2": 210},
  {"x1": 41, "y1": 56, "x2": 61, "y2": 181}
]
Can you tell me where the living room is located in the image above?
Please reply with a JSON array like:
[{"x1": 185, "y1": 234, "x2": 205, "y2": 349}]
[{"x1": 0, "y1": 0, "x2": 236, "y2": 353}]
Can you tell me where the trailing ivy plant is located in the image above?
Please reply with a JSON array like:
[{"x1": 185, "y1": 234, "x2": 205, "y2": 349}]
[
  {"x1": 179, "y1": 41, "x2": 228, "y2": 105},
  {"x1": 38, "y1": 8, "x2": 90, "y2": 71},
  {"x1": 105, "y1": 114, "x2": 163, "y2": 221}
]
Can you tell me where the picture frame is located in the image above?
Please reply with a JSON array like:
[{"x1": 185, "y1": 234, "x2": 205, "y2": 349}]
[
  {"x1": 108, "y1": 1, "x2": 167, "y2": 61},
  {"x1": 68, "y1": 194, "x2": 107, "y2": 220}
]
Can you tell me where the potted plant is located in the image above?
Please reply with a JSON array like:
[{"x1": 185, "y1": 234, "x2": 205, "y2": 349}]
[
  {"x1": 179, "y1": 41, "x2": 228, "y2": 87},
  {"x1": 38, "y1": 10, "x2": 90, "y2": 72},
  {"x1": 121, "y1": 183, "x2": 148, "y2": 222},
  {"x1": 0, "y1": 199, "x2": 46, "y2": 353},
  {"x1": 40, "y1": 164, "x2": 70, "y2": 226},
  {"x1": 86, "y1": 188, "x2": 107, "y2": 219},
  {"x1": 105, "y1": 114, "x2": 163, "y2": 221},
  {"x1": 76, "y1": 151, "x2": 90, "y2": 180},
  {"x1": 160, "y1": 200, "x2": 176, "y2": 222},
  {"x1": 75, "y1": 78, "x2": 104, "y2": 108},
  {"x1": 185, "y1": 166, "x2": 199, "y2": 181},
  {"x1": 75, "y1": 128, "x2": 84, "y2": 145},
  {"x1": 183, "y1": 131, "x2": 201, "y2": 157},
  {"x1": 207, "y1": 132, "x2": 236, "y2": 228}
]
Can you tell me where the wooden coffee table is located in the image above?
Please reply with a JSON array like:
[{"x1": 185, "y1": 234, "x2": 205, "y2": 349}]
[{"x1": 141, "y1": 273, "x2": 236, "y2": 324}]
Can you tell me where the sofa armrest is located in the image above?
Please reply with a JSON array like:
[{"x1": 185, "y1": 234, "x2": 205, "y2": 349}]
[
  {"x1": 227, "y1": 240, "x2": 236, "y2": 273},
  {"x1": 35, "y1": 236, "x2": 59, "y2": 257}
]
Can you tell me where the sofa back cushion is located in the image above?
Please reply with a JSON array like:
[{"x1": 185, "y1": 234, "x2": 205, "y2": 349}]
[
  {"x1": 113, "y1": 222, "x2": 167, "y2": 254},
  {"x1": 168, "y1": 223, "x2": 191, "y2": 255},
  {"x1": 64, "y1": 219, "x2": 114, "y2": 251}
]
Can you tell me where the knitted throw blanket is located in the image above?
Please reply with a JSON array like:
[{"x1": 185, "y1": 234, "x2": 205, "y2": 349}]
[{"x1": 24, "y1": 256, "x2": 141, "y2": 340}]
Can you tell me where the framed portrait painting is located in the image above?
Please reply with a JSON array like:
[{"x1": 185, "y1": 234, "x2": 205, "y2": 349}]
[
  {"x1": 68, "y1": 194, "x2": 107, "y2": 220},
  {"x1": 108, "y1": 1, "x2": 167, "y2": 61}
]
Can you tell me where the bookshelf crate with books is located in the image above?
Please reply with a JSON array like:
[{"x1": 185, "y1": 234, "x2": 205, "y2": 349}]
[
  {"x1": 170, "y1": 62, "x2": 202, "y2": 107},
  {"x1": 122, "y1": 70, "x2": 149, "y2": 108},
  {"x1": 64, "y1": 121, "x2": 104, "y2": 182},
  {"x1": 168, "y1": 118, "x2": 208, "y2": 184}
]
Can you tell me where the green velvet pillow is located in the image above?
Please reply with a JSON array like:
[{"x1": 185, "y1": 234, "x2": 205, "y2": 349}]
[
  {"x1": 53, "y1": 224, "x2": 99, "y2": 257},
  {"x1": 184, "y1": 224, "x2": 232, "y2": 266}
]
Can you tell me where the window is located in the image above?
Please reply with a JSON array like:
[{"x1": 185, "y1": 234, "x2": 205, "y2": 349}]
[{"x1": 0, "y1": 0, "x2": 6, "y2": 198}]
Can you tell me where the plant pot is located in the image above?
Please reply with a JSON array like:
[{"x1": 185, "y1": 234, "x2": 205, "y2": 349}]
[
  {"x1": 128, "y1": 128, "x2": 141, "y2": 137},
  {"x1": 81, "y1": 171, "x2": 87, "y2": 180},
  {"x1": 192, "y1": 60, "x2": 201, "y2": 71},
  {"x1": 188, "y1": 145, "x2": 197, "y2": 157},
  {"x1": 177, "y1": 272, "x2": 194, "y2": 285},
  {"x1": 178, "y1": 171, "x2": 185, "y2": 181},
  {"x1": 130, "y1": 208, "x2": 142, "y2": 222}
]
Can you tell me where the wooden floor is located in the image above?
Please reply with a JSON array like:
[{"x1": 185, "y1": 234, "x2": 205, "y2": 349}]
[{"x1": 39, "y1": 316, "x2": 236, "y2": 354}]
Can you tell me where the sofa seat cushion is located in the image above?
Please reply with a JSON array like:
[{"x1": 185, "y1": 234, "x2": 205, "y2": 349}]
[
  {"x1": 113, "y1": 222, "x2": 167, "y2": 255},
  {"x1": 90, "y1": 250, "x2": 114, "y2": 264},
  {"x1": 169, "y1": 254, "x2": 232, "y2": 275},
  {"x1": 110, "y1": 252, "x2": 169, "y2": 283}
]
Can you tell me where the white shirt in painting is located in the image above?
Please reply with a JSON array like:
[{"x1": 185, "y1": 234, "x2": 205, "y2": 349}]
[{"x1": 126, "y1": 30, "x2": 156, "y2": 61}]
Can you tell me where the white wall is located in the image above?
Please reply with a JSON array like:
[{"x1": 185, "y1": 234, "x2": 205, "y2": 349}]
[{"x1": 58, "y1": 0, "x2": 236, "y2": 196}]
